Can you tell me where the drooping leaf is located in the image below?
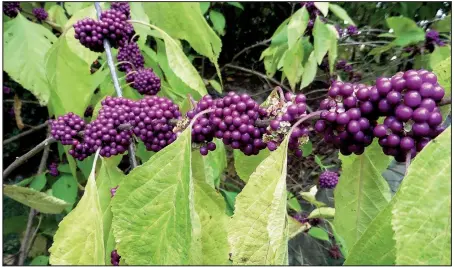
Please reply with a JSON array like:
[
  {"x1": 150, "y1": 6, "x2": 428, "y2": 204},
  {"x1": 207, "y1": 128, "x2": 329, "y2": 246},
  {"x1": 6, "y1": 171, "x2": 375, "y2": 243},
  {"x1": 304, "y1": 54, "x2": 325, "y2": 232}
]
[
  {"x1": 192, "y1": 139, "x2": 226, "y2": 188},
  {"x1": 49, "y1": 152, "x2": 105, "y2": 265},
  {"x1": 29, "y1": 174, "x2": 47, "y2": 192},
  {"x1": 327, "y1": 24, "x2": 339, "y2": 74},
  {"x1": 96, "y1": 157, "x2": 125, "y2": 263},
  {"x1": 287, "y1": 7, "x2": 309, "y2": 48},
  {"x1": 313, "y1": 17, "x2": 331, "y2": 64},
  {"x1": 308, "y1": 207, "x2": 335, "y2": 219},
  {"x1": 287, "y1": 191, "x2": 303, "y2": 213},
  {"x1": 208, "y1": 79, "x2": 222, "y2": 93},
  {"x1": 111, "y1": 127, "x2": 196, "y2": 265},
  {"x1": 209, "y1": 10, "x2": 226, "y2": 36},
  {"x1": 233, "y1": 148, "x2": 270, "y2": 182},
  {"x1": 329, "y1": 4, "x2": 355, "y2": 26},
  {"x1": 300, "y1": 51, "x2": 318, "y2": 89},
  {"x1": 193, "y1": 161, "x2": 230, "y2": 264},
  {"x1": 47, "y1": 5, "x2": 68, "y2": 27},
  {"x1": 392, "y1": 127, "x2": 451, "y2": 265},
  {"x1": 220, "y1": 189, "x2": 238, "y2": 216},
  {"x1": 130, "y1": 2, "x2": 151, "y2": 47},
  {"x1": 308, "y1": 227, "x2": 330, "y2": 241},
  {"x1": 334, "y1": 141, "x2": 392, "y2": 252},
  {"x1": 45, "y1": 36, "x2": 95, "y2": 116},
  {"x1": 4, "y1": 185, "x2": 70, "y2": 214},
  {"x1": 284, "y1": 38, "x2": 304, "y2": 90},
  {"x1": 227, "y1": 2, "x2": 244, "y2": 10},
  {"x1": 52, "y1": 174, "x2": 78, "y2": 212},
  {"x1": 386, "y1": 17, "x2": 425, "y2": 47},
  {"x1": 143, "y1": 2, "x2": 222, "y2": 85},
  {"x1": 314, "y1": 2, "x2": 329, "y2": 16},
  {"x1": 4, "y1": 14, "x2": 57, "y2": 105},
  {"x1": 271, "y1": 18, "x2": 290, "y2": 45},
  {"x1": 229, "y1": 137, "x2": 290, "y2": 265}
]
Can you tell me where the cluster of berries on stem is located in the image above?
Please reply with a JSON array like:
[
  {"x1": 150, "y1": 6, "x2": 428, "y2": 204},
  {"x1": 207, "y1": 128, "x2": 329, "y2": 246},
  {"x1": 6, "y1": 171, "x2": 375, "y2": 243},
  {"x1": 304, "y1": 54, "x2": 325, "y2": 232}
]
[
  {"x1": 32, "y1": 7, "x2": 48, "y2": 21},
  {"x1": 3, "y1": 2, "x2": 21, "y2": 18},
  {"x1": 48, "y1": 162, "x2": 59, "y2": 177}
]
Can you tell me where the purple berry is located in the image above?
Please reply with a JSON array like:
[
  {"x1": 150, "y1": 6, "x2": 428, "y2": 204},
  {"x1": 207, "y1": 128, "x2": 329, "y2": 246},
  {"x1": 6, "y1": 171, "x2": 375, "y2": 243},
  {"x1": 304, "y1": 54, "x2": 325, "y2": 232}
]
[{"x1": 319, "y1": 171, "x2": 339, "y2": 189}]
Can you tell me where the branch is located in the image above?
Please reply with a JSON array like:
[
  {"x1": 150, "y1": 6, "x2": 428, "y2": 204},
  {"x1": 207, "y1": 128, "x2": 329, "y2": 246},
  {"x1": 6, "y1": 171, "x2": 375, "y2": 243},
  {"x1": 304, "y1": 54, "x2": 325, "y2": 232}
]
[
  {"x1": 439, "y1": 98, "x2": 451, "y2": 106},
  {"x1": 3, "y1": 121, "x2": 49, "y2": 145},
  {"x1": 17, "y1": 131, "x2": 50, "y2": 265},
  {"x1": 3, "y1": 137, "x2": 56, "y2": 179},
  {"x1": 231, "y1": 38, "x2": 271, "y2": 63},
  {"x1": 4, "y1": 99, "x2": 41, "y2": 105},
  {"x1": 224, "y1": 63, "x2": 292, "y2": 92},
  {"x1": 95, "y1": 2, "x2": 138, "y2": 168},
  {"x1": 404, "y1": 151, "x2": 412, "y2": 177}
]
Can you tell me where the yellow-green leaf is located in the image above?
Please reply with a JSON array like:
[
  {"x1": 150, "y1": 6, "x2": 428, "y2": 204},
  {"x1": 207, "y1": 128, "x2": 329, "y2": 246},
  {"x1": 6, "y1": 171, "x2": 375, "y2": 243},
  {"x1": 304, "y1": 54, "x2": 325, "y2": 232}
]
[
  {"x1": 4, "y1": 14, "x2": 57, "y2": 105},
  {"x1": 313, "y1": 17, "x2": 331, "y2": 64},
  {"x1": 329, "y1": 4, "x2": 355, "y2": 26},
  {"x1": 334, "y1": 141, "x2": 392, "y2": 251},
  {"x1": 314, "y1": 2, "x2": 329, "y2": 16},
  {"x1": 233, "y1": 149, "x2": 270, "y2": 182},
  {"x1": 300, "y1": 51, "x2": 318, "y2": 89},
  {"x1": 392, "y1": 127, "x2": 451, "y2": 265},
  {"x1": 287, "y1": 7, "x2": 309, "y2": 48},
  {"x1": 229, "y1": 137, "x2": 290, "y2": 265},
  {"x1": 4, "y1": 185, "x2": 70, "y2": 214},
  {"x1": 49, "y1": 152, "x2": 105, "y2": 265},
  {"x1": 192, "y1": 139, "x2": 226, "y2": 188},
  {"x1": 300, "y1": 186, "x2": 326, "y2": 207},
  {"x1": 283, "y1": 38, "x2": 304, "y2": 90},
  {"x1": 308, "y1": 207, "x2": 335, "y2": 219}
]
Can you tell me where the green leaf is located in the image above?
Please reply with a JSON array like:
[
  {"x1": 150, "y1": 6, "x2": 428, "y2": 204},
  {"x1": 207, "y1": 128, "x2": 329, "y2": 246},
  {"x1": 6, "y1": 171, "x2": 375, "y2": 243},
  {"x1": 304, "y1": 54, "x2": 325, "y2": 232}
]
[
  {"x1": 193, "y1": 160, "x2": 230, "y2": 264},
  {"x1": 3, "y1": 215, "x2": 28, "y2": 236},
  {"x1": 220, "y1": 189, "x2": 238, "y2": 216},
  {"x1": 314, "y1": 2, "x2": 329, "y2": 16},
  {"x1": 192, "y1": 139, "x2": 226, "y2": 188},
  {"x1": 4, "y1": 14, "x2": 57, "y2": 105},
  {"x1": 199, "y1": 2, "x2": 210, "y2": 14},
  {"x1": 47, "y1": 5, "x2": 68, "y2": 27},
  {"x1": 64, "y1": 5, "x2": 101, "y2": 65},
  {"x1": 328, "y1": 26, "x2": 338, "y2": 74},
  {"x1": 301, "y1": 140, "x2": 312, "y2": 157},
  {"x1": 287, "y1": 191, "x2": 302, "y2": 212},
  {"x1": 45, "y1": 36, "x2": 95, "y2": 116},
  {"x1": 49, "y1": 152, "x2": 105, "y2": 265},
  {"x1": 288, "y1": 216, "x2": 310, "y2": 239},
  {"x1": 432, "y1": 15, "x2": 451, "y2": 32},
  {"x1": 151, "y1": 26, "x2": 208, "y2": 97},
  {"x1": 284, "y1": 38, "x2": 304, "y2": 90},
  {"x1": 334, "y1": 141, "x2": 392, "y2": 252},
  {"x1": 208, "y1": 79, "x2": 222, "y2": 93},
  {"x1": 111, "y1": 127, "x2": 195, "y2": 265},
  {"x1": 300, "y1": 51, "x2": 318, "y2": 89},
  {"x1": 135, "y1": 142, "x2": 155, "y2": 163},
  {"x1": 4, "y1": 185, "x2": 70, "y2": 214},
  {"x1": 386, "y1": 16, "x2": 422, "y2": 36},
  {"x1": 64, "y1": 2, "x2": 92, "y2": 15},
  {"x1": 308, "y1": 227, "x2": 330, "y2": 241},
  {"x1": 15, "y1": 177, "x2": 35, "y2": 187},
  {"x1": 313, "y1": 17, "x2": 331, "y2": 64},
  {"x1": 326, "y1": 221, "x2": 348, "y2": 258},
  {"x1": 368, "y1": 43, "x2": 396, "y2": 57},
  {"x1": 300, "y1": 186, "x2": 326, "y2": 207},
  {"x1": 144, "y1": 2, "x2": 222, "y2": 86},
  {"x1": 392, "y1": 31, "x2": 426, "y2": 47},
  {"x1": 308, "y1": 207, "x2": 335, "y2": 219},
  {"x1": 344, "y1": 203, "x2": 395, "y2": 265},
  {"x1": 227, "y1": 2, "x2": 244, "y2": 10},
  {"x1": 209, "y1": 10, "x2": 226, "y2": 36},
  {"x1": 329, "y1": 4, "x2": 355, "y2": 26},
  {"x1": 29, "y1": 174, "x2": 47, "y2": 191},
  {"x1": 30, "y1": 255, "x2": 49, "y2": 266},
  {"x1": 96, "y1": 157, "x2": 125, "y2": 263},
  {"x1": 57, "y1": 163, "x2": 72, "y2": 174},
  {"x1": 271, "y1": 18, "x2": 290, "y2": 45},
  {"x1": 433, "y1": 56, "x2": 451, "y2": 118},
  {"x1": 52, "y1": 174, "x2": 78, "y2": 212},
  {"x1": 287, "y1": 7, "x2": 309, "y2": 48},
  {"x1": 431, "y1": 47, "x2": 451, "y2": 71},
  {"x1": 229, "y1": 137, "x2": 290, "y2": 265},
  {"x1": 130, "y1": 3, "x2": 152, "y2": 47},
  {"x1": 233, "y1": 148, "x2": 270, "y2": 182},
  {"x1": 392, "y1": 127, "x2": 451, "y2": 265}
]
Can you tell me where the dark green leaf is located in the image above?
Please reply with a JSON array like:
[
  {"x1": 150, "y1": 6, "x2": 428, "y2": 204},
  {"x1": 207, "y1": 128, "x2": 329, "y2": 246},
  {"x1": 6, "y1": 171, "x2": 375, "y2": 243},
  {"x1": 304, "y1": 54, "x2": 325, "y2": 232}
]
[
  {"x1": 209, "y1": 10, "x2": 226, "y2": 36},
  {"x1": 51, "y1": 175, "x2": 78, "y2": 212},
  {"x1": 300, "y1": 51, "x2": 318, "y2": 89},
  {"x1": 30, "y1": 255, "x2": 49, "y2": 266},
  {"x1": 227, "y1": 2, "x2": 244, "y2": 10},
  {"x1": 30, "y1": 174, "x2": 47, "y2": 192},
  {"x1": 301, "y1": 140, "x2": 313, "y2": 157},
  {"x1": 308, "y1": 227, "x2": 330, "y2": 241},
  {"x1": 329, "y1": 4, "x2": 355, "y2": 26},
  {"x1": 199, "y1": 2, "x2": 210, "y2": 14},
  {"x1": 220, "y1": 189, "x2": 238, "y2": 216}
]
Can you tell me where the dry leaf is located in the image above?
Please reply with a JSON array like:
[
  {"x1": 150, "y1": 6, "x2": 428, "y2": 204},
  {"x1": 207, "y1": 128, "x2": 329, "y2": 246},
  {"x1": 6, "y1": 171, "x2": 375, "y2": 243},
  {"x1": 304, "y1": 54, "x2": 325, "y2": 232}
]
[{"x1": 13, "y1": 94, "x2": 24, "y2": 130}]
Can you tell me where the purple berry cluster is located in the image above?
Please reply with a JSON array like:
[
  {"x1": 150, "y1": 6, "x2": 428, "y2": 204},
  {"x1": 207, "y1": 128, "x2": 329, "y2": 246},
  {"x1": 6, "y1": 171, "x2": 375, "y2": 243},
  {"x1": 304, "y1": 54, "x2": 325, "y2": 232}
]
[
  {"x1": 50, "y1": 113, "x2": 86, "y2": 145},
  {"x1": 264, "y1": 92, "x2": 309, "y2": 157},
  {"x1": 336, "y1": 60, "x2": 353, "y2": 74},
  {"x1": 3, "y1": 2, "x2": 20, "y2": 18},
  {"x1": 111, "y1": 2, "x2": 130, "y2": 18},
  {"x1": 329, "y1": 245, "x2": 342, "y2": 259},
  {"x1": 187, "y1": 92, "x2": 268, "y2": 156},
  {"x1": 300, "y1": 2, "x2": 321, "y2": 32},
  {"x1": 99, "y1": 9, "x2": 134, "y2": 49},
  {"x1": 315, "y1": 82, "x2": 377, "y2": 155},
  {"x1": 128, "y1": 68, "x2": 161, "y2": 95},
  {"x1": 117, "y1": 41, "x2": 144, "y2": 72},
  {"x1": 111, "y1": 250, "x2": 121, "y2": 266},
  {"x1": 293, "y1": 213, "x2": 321, "y2": 226},
  {"x1": 373, "y1": 70, "x2": 445, "y2": 161},
  {"x1": 336, "y1": 25, "x2": 359, "y2": 37},
  {"x1": 74, "y1": 18, "x2": 105, "y2": 52},
  {"x1": 48, "y1": 162, "x2": 59, "y2": 177},
  {"x1": 318, "y1": 170, "x2": 339, "y2": 189},
  {"x1": 3, "y1": 86, "x2": 11, "y2": 95},
  {"x1": 131, "y1": 96, "x2": 181, "y2": 152},
  {"x1": 33, "y1": 7, "x2": 48, "y2": 21},
  {"x1": 426, "y1": 30, "x2": 445, "y2": 47}
]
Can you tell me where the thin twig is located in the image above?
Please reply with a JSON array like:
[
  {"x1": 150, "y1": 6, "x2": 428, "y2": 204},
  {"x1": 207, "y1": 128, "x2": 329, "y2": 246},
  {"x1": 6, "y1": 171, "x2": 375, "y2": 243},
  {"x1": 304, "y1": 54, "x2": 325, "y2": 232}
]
[
  {"x1": 224, "y1": 63, "x2": 292, "y2": 92},
  {"x1": 404, "y1": 151, "x2": 411, "y2": 177},
  {"x1": 21, "y1": 10, "x2": 63, "y2": 32},
  {"x1": 3, "y1": 137, "x2": 56, "y2": 179},
  {"x1": 95, "y1": 2, "x2": 138, "y2": 168},
  {"x1": 17, "y1": 131, "x2": 50, "y2": 265},
  {"x1": 3, "y1": 99, "x2": 41, "y2": 105},
  {"x1": 3, "y1": 121, "x2": 49, "y2": 145},
  {"x1": 231, "y1": 38, "x2": 271, "y2": 63}
]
